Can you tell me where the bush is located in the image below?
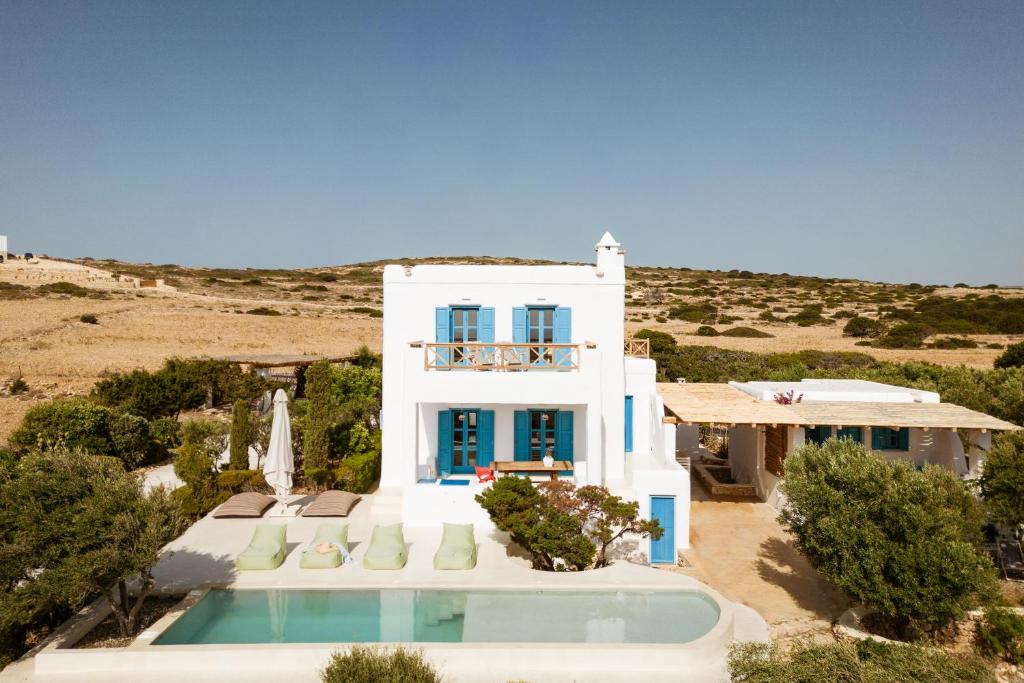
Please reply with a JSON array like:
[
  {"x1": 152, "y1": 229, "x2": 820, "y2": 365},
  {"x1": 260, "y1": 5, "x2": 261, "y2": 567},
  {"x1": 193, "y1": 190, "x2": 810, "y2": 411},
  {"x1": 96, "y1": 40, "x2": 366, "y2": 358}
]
[
  {"x1": 976, "y1": 607, "x2": 1024, "y2": 665},
  {"x1": 665, "y1": 301, "x2": 717, "y2": 323},
  {"x1": 348, "y1": 307, "x2": 383, "y2": 318},
  {"x1": 215, "y1": 469, "x2": 268, "y2": 494},
  {"x1": 108, "y1": 412, "x2": 155, "y2": 469},
  {"x1": 721, "y1": 327, "x2": 773, "y2": 338},
  {"x1": 8, "y1": 375, "x2": 28, "y2": 395},
  {"x1": 320, "y1": 646, "x2": 440, "y2": 683},
  {"x1": 475, "y1": 477, "x2": 595, "y2": 571},
  {"x1": 303, "y1": 361, "x2": 333, "y2": 472},
  {"x1": 874, "y1": 322, "x2": 931, "y2": 349},
  {"x1": 37, "y1": 281, "x2": 89, "y2": 297},
  {"x1": 930, "y1": 336, "x2": 978, "y2": 349},
  {"x1": 979, "y1": 431, "x2": 1024, "y2": 528},
  {"x1": 633, "y1": 328, "x2": 677, "y2": 354},
  {"x1": 305, "y1": 466, "x2": 335, "y2": 491},
  {"x1": 995, "y1": 342, "x2": 1024, "y2": 369},
  {"x1": 335, "y1": 449, "x2": 381, "y2": 493},
  {"x1": 246, "y1": 307, "x2": 281, "y2": 316},
  {"x1": 843, "y1": 316, "x2": 886, "y2": 338},
  {"x1": 695, "y1": 325, "x2": 719, "y2": 337},
  {"x1": 10, "y1": 398, "x2": 112, "y2": 454},
  {"x1": 788, "y1": 305, "x2": 828, "y2": 326},
  {"x1": 779, "y1": 439, "x2": 998, "y2": 636},
  {"x1": 150, "y1": 417, "x2": 181, "y2": 449},
  {"x1": 728, "y1": 639, "x2": 995, "y2": 683},
  {"x1": 79, "y1": 313, "x2": 99, "y2": 324}
]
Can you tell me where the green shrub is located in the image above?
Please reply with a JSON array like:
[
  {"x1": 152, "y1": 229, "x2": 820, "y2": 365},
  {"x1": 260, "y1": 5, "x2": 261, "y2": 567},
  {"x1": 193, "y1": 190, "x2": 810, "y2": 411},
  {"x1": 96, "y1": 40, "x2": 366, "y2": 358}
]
[
  {"x1": 930, "y1": 337, "x2": 978, "y2": 349},
  {"x1": 757, "y1": 310, "x2": 779, "y2": 322},
  {"x1": 8, "y1": 375, "x2": 28, "y2": 395},
  {"x1": 728, "y1": 639, "x2": 995, "y2": 683},
  {"x1": 843, "y1": 316, "x2": 886, "y2": 338},
  {"x1": 695, "y1": 325, "x2": 719, "y2": 337},
  {"x1": 37, "y1": 281, "x2": 89, "y2": 297},
  {"x1": 303, "y1": 361, "x2": 333, "y2": 472},
  {"x1": 995, "y1": 342, "x2": 1024, "y2": 369},
  {"x1": 779, "y1": 439, "x2": 998, "y2": 636},
  {"x1": 979, "y1": 431, "x2": 1024, "y2": 528},
  {"x1": 665, "y1": 301, "x2": 717, "y2": 323},
  {"x1": 246, "y1": 307, "x2": 281, "y2": 316},
  {"x1": 79, "y1": 313, "x2": 99, "y2": 324},
  {"x1": 335, "y1": 449, "x2": 380, "y2": 493},
  {"x1": 721, "y1": 326, "x2": 773, "y2": 338},
  {"x1": 874, "y1": 322, "x2": 931, "y2": 349},
  {"x1": 348, "y1": 307, "x2": 383, "y2": 318},
  {"x1": 108, "y1": 412, "x2": 154, "y2": 469},
  {"x1": 320, "y1": 646, "x2": 440, "y2": 683},
  {"x1": 304, "y1": 466, "x2": 335, "y2": 491},
  {"x1": 633, "y1": 328, "x2": 677, "y2": 354},
  {"x1": 10, "y1": 398, "x2": 112, "y2": 454},
  {"x1": 475, "y1": 477, "x2": 595, "y2": 571},
  {"x1": 976, "y1": 607, "x2": 1024, "y2": 665},
  {"x1": 179, "y1": 418, "x2": 225, "y2": 449},
  {"x1": 788, "y1": 304, "x2": 828, "y2": 326},
  {"x1": 215, "y1": 469, "x2": 268, "y2": 494},
  {"x1": 149, "y1": 417, "x2": 181, "y2": 449}
]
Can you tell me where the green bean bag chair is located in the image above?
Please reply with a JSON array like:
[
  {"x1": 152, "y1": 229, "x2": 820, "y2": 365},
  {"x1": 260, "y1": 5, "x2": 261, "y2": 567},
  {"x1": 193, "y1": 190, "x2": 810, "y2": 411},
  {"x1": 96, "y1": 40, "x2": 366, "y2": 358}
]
[
  {"x1": 235, "y1": 524, "x2": 287, "y2": 570},
  {"x1": 300, "y1": 523, "x2": 349, "y2": 569},
  {"x1": 433, "y1": 523, "x2": 477, "y2": 570},
  {"x1": 362, "y1": 523, "x2": 407, "y2": 570}
]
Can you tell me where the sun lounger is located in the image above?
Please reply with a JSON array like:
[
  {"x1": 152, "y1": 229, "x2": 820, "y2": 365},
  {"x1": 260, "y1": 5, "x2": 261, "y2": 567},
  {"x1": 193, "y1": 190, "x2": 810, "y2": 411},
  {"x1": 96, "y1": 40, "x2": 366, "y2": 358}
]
[
  {"x1": 301, "y1": 490, "x2": 361, "y2": 517},
  {"x1": 300, "y1": 523, "x2": 350, "y2": 569},
  {"x1": 235, "y1": 524, "x2": 287, "y2": 570},
  {"x1": 213, "y1": 492, "x2": 276, "y2": 518},
  {"x1": 362, "y1": 523, "x2": 407, "y2": 570},
  {"x1": 433, "y1": 522, "x2": 477, "y2": 570}
]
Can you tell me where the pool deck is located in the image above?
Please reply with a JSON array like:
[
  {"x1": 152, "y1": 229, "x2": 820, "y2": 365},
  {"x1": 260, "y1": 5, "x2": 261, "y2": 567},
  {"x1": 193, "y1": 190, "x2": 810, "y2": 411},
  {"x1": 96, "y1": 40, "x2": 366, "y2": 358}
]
[{"x1": 1, "y1": 492, "x2": 769, "y2": 683}]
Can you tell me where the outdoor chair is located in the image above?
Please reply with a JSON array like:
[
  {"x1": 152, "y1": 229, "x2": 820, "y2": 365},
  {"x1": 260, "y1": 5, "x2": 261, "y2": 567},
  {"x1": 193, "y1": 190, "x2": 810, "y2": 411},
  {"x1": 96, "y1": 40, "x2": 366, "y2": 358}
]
[
  {"x1": 362, "y1": 523, "x2": 408, "y2": 570},
  {"x1": 474, "y1": 466, "x2": 496, "y2": 483},
  {"x1": 235, "y1": 524, "x2": 287, "y2": 570},
  {"x1": 300, "y1": 523, "x2": 350, "y2": 569},
  {"x1": 433, "y1": 522, "x2": 477, "y2": 570}
]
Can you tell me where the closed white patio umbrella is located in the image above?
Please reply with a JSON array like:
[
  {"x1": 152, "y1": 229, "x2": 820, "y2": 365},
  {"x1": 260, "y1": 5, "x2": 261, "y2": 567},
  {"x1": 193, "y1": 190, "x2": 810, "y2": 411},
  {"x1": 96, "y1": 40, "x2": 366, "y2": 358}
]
[{"x1": 263, "y1": 389, "x2": 295, "y2": 515}]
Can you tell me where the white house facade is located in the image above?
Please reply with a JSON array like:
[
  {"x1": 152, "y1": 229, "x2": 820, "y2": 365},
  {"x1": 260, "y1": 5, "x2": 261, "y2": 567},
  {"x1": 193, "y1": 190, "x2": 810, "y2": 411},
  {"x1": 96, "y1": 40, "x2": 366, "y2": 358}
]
[{"x1": 378, "y1": 233, "x2": 690, "y2": 563}]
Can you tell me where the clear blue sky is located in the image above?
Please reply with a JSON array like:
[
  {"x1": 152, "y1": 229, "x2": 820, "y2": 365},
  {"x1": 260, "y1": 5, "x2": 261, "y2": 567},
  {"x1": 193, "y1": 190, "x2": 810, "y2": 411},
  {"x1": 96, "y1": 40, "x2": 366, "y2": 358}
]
[{"x1": 2, "y1": 1, "x2": 1022, "y2": 284}]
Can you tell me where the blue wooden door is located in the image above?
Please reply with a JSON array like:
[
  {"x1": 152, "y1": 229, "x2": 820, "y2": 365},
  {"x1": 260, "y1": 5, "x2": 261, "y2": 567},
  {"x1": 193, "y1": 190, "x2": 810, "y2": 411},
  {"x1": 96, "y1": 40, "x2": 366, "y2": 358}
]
[
  {"x1": 555, "y1": 411, "x2": 573, "y2": 463},
  {"x1": 650, "y1": 496, "x2": 675, "y2": 564},
  {"x1": 513, "y1": 410, "x2": 530, "y2": 461},
  {"x1": 478, "y1": 410, "x2": 495, "y2": 468},
  {"x1": 437, "y1": 410, "x2": 453, "y2": 477},
  {"x1": 624, "y1": 396, "x2": 634, "y2": 452}
]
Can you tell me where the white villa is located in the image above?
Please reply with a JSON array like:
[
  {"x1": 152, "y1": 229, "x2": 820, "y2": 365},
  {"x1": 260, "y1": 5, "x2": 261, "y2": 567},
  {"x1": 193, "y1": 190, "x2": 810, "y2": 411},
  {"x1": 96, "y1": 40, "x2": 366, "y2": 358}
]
[
  {"x1": 378, "y1": 233, "x2": 689, "y2": 563},
  {"x1": 662, "y1": 378, "x2": 1019, "y2": 505}
]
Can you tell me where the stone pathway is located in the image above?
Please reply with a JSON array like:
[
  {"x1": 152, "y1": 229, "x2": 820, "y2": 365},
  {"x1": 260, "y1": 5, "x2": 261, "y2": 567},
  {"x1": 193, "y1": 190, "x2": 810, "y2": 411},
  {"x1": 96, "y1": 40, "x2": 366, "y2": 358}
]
[{"x1": 680, "y1": 477, "x2": 848, "y2": 640}]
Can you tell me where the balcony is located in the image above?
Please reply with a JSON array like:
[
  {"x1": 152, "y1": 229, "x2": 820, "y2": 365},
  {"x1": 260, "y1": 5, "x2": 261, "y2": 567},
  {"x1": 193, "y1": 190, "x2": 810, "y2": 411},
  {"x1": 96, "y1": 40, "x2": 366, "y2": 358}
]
[
  {"x1": 424, "y1": 343, "x2": 580, "y2": 371},
  {"x1": 624, "y1": 338, "x2": 650, "y2": 357}
]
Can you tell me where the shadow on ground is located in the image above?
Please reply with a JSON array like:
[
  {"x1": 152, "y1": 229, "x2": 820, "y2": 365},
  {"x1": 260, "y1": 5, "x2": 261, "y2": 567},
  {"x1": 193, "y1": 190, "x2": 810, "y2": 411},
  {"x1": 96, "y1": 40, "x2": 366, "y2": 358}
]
[{"x1": 755, "y1": 536, "x2": 847, "y2": 621}]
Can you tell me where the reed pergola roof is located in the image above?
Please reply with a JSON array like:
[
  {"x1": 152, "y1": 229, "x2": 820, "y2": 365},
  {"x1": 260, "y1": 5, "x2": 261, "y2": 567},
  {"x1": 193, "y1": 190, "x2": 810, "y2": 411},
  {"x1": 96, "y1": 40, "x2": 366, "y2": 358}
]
[
  {"x1": 216, "y1": 353, "x2": 357, "y2": 369},
  {"x1": 657, "y1": 382, "x2": 1020, "y2": 431}
]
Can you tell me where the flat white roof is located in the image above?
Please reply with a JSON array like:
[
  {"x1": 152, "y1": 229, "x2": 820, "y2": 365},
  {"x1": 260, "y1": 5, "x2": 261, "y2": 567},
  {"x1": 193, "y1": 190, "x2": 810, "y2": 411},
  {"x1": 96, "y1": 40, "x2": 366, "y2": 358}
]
[{"x1": 728, "y1": 379, "x2": 940, "y2": 404}]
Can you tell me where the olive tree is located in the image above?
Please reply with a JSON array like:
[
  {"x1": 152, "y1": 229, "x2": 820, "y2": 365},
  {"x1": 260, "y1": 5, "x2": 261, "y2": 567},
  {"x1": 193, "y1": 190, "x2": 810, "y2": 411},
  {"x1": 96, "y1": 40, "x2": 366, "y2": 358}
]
[
  {"x1": 778, "y1": 439, "x2": 997, "y2": 636},
  {"x1": 979, "y1": 431, "x2": 1024, "y2": 529},
  {"x1": 0, "y1": 449, "x2": 186, "y2": 640}
]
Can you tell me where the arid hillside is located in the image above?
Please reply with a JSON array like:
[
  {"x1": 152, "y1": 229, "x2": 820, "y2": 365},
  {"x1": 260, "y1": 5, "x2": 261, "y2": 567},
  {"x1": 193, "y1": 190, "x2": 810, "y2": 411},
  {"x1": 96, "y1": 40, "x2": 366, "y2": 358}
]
[{"x1": 1, "y1": 255, "x2": 1020, "y2": 439}]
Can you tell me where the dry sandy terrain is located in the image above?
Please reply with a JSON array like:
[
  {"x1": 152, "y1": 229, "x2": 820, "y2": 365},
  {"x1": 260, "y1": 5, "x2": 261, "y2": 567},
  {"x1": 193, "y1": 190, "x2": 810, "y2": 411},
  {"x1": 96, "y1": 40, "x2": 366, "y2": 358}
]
[{"x1": 1, "y1": 257, "x2": 1019, "y2": 440}]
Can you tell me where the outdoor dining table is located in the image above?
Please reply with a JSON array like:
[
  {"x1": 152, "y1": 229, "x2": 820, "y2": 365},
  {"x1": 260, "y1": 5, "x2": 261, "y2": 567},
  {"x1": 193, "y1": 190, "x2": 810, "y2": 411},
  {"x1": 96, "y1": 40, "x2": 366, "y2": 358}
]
[{"x1": 494, "y1": 460, "x2": 574, "y2": 481}]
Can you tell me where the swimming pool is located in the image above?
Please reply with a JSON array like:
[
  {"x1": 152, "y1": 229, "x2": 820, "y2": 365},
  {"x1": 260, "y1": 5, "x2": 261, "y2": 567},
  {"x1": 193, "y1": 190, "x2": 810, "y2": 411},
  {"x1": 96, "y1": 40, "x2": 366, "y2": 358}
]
[{"x1": 154, "y1": 588, "x2": 721, "y2": 645}]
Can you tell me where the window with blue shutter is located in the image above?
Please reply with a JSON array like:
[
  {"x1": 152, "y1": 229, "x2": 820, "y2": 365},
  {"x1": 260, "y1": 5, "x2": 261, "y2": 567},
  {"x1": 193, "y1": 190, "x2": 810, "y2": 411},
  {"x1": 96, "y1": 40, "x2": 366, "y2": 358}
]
[
  {"x1": 514, "y1": 410, "x2": 530, "y2": 461},
  {"x1": 478, "y1": 410, "x2": 495, "y2": 467},
  {"x1": 555, "y1": 411, "x2": 574, "y2": 462},
  {"x1": 435, "y1": 307, "x2": 451, "y2": 368},
  {"x1": 437, "y1": 410, "x2": 453, "y2": 477},
  {"x1": 805, "y1": 425, "x2": 833, "y2": 445},
  {"x1": 837, "y1": 427, "x2": 863, "y2": 444},
  {"x1": 872, "y1": 427, "x2": 910, "y2": 451}
]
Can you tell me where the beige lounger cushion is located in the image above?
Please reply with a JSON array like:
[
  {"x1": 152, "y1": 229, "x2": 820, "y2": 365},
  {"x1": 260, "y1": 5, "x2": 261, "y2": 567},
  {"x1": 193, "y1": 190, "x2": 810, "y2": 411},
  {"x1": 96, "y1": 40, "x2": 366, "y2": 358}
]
[
  {"x1": 302, "y1": 490, "x2": 361, "y2": 517},
  {"x1": 213, "y1": 492, "x2": 276, "y2": 518}
]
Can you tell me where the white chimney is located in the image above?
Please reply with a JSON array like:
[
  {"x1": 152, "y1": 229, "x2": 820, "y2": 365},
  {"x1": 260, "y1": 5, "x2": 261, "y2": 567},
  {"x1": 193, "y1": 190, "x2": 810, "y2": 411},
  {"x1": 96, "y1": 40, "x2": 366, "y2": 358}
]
[{"x1": 594, "y1": 231, "x2": 624, "y2": 271}]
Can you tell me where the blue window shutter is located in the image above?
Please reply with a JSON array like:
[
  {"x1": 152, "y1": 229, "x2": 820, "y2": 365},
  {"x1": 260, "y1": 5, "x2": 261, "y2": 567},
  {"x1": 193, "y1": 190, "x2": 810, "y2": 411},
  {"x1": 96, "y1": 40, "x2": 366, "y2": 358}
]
[
  {"x1": 479, "y1": 308, "x2": 495, "y2": 343},
  {"x1": 871, "y1": 428, "x2": 884, "y2": 450},
  {"x1": 434, "y1": 307, "x2": 451, "y2": 368},
  {"x1": 624, "y1": 396, "x2": 634, "y2": 452},
  {"x1": 554, "y1": 307, "x2": 572, "y2": 343},
  {"x1": 435, "y1": 307, "x2": 450, "y2": 342},
  {"x1": 555, "y1": 411, "x2": 574, "y2": 462},
  {"x1": 437, "y1": 410, "x2": 453, "y2": 477},
  {"x1": 514, "y1": 411, "x2": 530, "y2": 461},
  {"x1": 898, "y1": 427, "x2": 910, "y2": 451},
  {"x1": 512, "y1": 307, "x2": 528, "y2": 344},
  {"x1": 478, "y1": 410, "x2": 494, "y2": 468},
  {"x1": 839, "y1": 427, "x2": 862, "y2": 444}
]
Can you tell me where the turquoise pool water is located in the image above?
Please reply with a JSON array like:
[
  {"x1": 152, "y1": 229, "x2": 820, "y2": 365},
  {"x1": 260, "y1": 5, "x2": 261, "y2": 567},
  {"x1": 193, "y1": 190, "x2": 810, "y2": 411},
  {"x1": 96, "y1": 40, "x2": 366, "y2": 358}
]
[{"x1": 154, "y1": 588, "x2": 720, "y2": 645}]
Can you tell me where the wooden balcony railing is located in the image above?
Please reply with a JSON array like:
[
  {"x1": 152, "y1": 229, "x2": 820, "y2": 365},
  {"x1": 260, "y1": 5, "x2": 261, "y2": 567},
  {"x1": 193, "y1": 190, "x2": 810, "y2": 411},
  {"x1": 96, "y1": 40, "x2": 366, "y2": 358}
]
[
  {"x1": 624, "y1": 338, "x2": 650, "y2": 357},
  {"x1": 424, "y1": 343, "x2": 580, "y2": 371}
]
